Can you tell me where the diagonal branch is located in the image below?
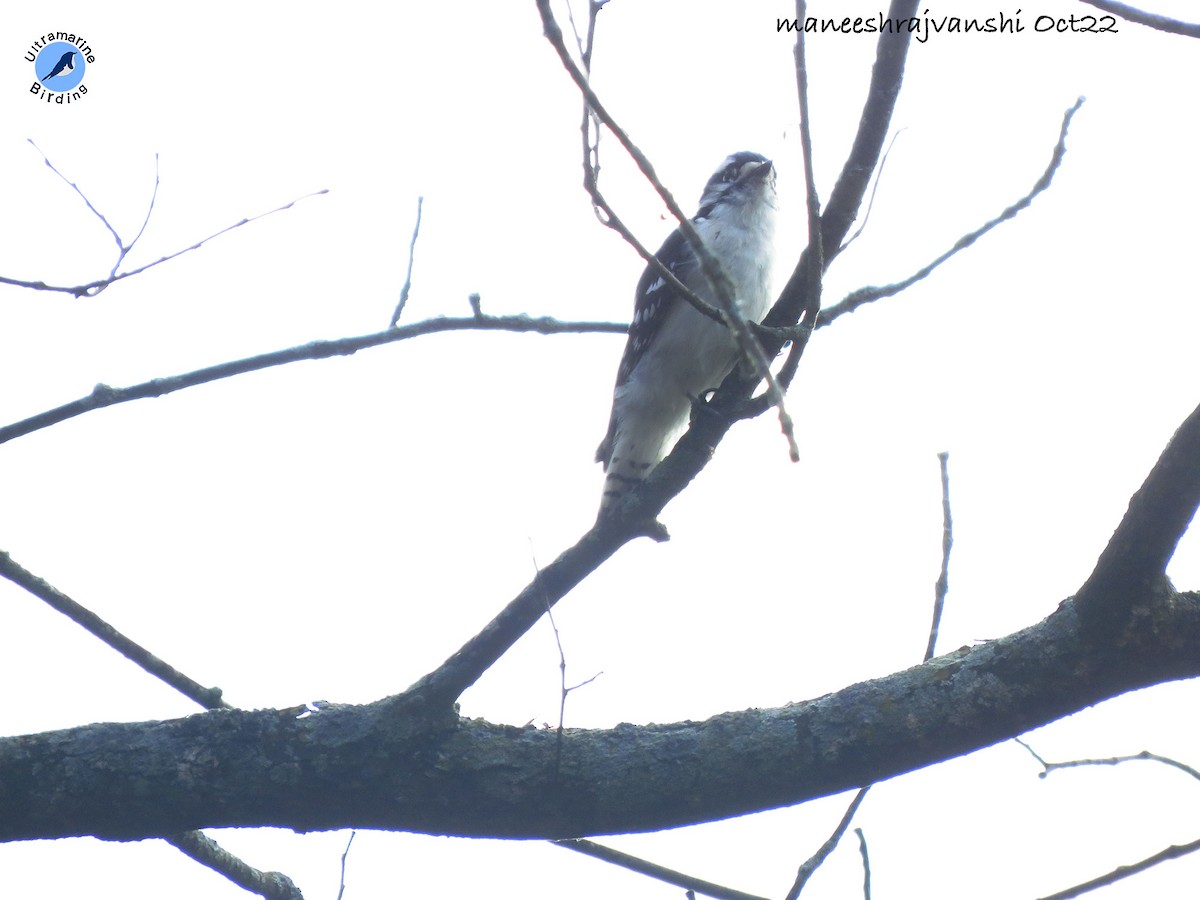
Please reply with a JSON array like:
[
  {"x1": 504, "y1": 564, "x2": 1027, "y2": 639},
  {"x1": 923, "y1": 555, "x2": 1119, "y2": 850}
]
[
  {"x1": 164, "y1": 831, "x2": 303, "y2": 900},
  {"x1": 1075, "y1": 397, "x2": 1200, "y2": 631},
  {"x1": 553, "y1": 839, "x2": 769, "y2": 900},
  {"x1": 0, "y1": 314, "x2": 627, "y2": 447},
  {"x1": 0, "y1": 555, "x2": 308, "y2": 896},
  {"x1": 0, "y1": 550, "x2": 228, "y2": 710},
  {"x1": 784, "y1": 787, "x2": 870, "y2": 899},
  {"x1": 400, "y1": 521, "x2": 627, "y2": 707},
  {"x1": 1037, "y1": 837, "x2": 1200, "y2": 900},
  {"x1": 1078, "y1": 0, "x2": 1200, "y2": 37},
  {"x1": 816, "y1": 98, "x2": 1084, "y2": 329}
]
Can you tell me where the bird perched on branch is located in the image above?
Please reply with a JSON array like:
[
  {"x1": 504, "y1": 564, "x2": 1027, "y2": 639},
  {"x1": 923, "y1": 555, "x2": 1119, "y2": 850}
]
[{"x1": 596, "y1": 151, "x2": 778, "y2": 514}]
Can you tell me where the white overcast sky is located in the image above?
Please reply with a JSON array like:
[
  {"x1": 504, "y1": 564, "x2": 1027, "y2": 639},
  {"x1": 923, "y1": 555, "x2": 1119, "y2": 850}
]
[{"x1": 2, "y1": 2, "x2": 1199, "y2": 898}]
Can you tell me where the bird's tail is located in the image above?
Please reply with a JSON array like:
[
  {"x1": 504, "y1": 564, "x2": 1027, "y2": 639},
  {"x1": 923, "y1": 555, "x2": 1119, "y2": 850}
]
[{"x1": 596, "y1": 429, "x2": 667, "y2": 516}]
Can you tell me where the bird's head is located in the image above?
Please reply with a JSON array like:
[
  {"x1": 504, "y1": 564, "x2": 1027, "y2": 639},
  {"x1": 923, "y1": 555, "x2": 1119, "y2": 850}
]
[{"x1": 696, "y1": 151, "x2": 776, "y2": 219}]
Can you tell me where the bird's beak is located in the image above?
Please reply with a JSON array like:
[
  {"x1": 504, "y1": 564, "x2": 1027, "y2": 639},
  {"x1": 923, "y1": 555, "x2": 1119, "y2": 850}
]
[{"x1": 746, "y1": 159, "x2": 774, "y2": 182}]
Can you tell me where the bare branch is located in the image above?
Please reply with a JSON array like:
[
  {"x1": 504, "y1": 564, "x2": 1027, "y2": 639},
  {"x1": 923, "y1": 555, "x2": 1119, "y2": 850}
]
[
  {"x1": 1017, "y1": 740, "x2": 1200, "y2": 783},
  {"x1": 784, "y1": 787, "x2": 870, "y2": 899},
  {"x1": 5, "y1": 585, "x2": 1200, "y2": 841},
  {"x1": 1078, "y1": 0, "x2": 1200, "y2": 37},
  {"x1": 123, "y1": 153, "x2": 162, "y2": 266},
  {"x1": 766, "y1": 0, "x2": 828, "y2": 411},
  {"x1": 766, "y1": 0, "x2": 923, "y2": 331},
  {"x1": 544, "y1": 0, "x2": 721, "y2": 326},
  {"x1": 1037, "y1": 837, "x2": 1200, "y2": 900},
  {"x1": 335, "y1": 831, "x2": 356, "y2": 900},
  {"x1": 164, "y1": 831, "x2": 303, "y2": 900},
  {"x1": 553, "y1": 839, "x2": 769, "y2": 900},
  {"x1": 925, "y1": 451, "x2": 953, "y2": 662},
  {"x1": 27, "y1": 138, "x2": 125, "y2": 257},
  {"x1": 0, "y1": 523, "x2": 307, "y2": 894},
  {"x1": 0, "y1": 188, "x2": 329, "y2": 298},
  {"x1": 839, "y1": 128, "x2": 906, "y2": 253},
  {"x1": 789, "y1": 444, "x2": 954, "y2": 895},
  {"x1": 530, "y1": 543, "x2": 602, "y2": 776},
  {"x1": 400, "y1": 520, "x2": 628, "y2": 707},
  {"x1": 388, "y1": 195, "x2": 424, "y2": 327},
  {"x1": 0, "y1": 550, "x2": 228, "y2": 710},
  {"x1": 817, "y1": 98, "x2": 1085, "y2": 329},
  {"x1": 0, "y1": 314, "x2": 627, "y2": 447},
  {"x1": 1076, "y1": 397, "x2": 1200, "y2": 631},
  {"x1": 854, "y1": 828, "x2": 872, "y2": 900},
  {"x1": 1016, "y1": 739, "x2": 1200, "y2": 897}
]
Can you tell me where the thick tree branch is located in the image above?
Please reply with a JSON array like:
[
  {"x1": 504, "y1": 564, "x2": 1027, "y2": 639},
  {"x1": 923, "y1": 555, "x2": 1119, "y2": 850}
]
[
  {"x1": 3, "y1": 585, "x2": 1198, "y2": 843},
  {"x1": 1075, "y1": 398, "x2": 1200, "y2": 631},
  {"x1": 9, "y1": 396, "x2": 1196, "y2": 847}
]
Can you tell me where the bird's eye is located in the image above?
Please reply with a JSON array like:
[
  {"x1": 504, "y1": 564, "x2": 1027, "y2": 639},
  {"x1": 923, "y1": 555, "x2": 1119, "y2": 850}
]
[{"x1": 722, "y1": 167, "x2": 738, "y2": 183}]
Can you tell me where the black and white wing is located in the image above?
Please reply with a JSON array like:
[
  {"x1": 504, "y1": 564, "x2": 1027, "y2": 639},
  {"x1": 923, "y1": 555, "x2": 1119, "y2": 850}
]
[{"x1": 595, "y1": 226, "x2": 697, "y2": 467}]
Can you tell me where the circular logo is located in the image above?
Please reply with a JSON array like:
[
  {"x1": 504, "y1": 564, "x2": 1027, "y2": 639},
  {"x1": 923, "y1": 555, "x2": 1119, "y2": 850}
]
[{"x1": 35, "y1": 42, "x2": 85, "y2": 92}]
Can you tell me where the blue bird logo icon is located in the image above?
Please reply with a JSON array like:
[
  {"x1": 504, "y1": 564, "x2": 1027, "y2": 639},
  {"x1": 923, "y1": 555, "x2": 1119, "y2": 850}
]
[{"x1": 41, "y1": 51, "x2": 76, "y2": 81}]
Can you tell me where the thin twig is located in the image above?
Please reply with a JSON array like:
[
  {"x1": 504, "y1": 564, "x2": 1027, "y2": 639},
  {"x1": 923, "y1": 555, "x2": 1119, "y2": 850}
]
[
  {"x1": 1016, "y1": 740, "x2": 1200, "y2": 783},
  {"x1": 531, "y1": 542, "x2": 601, "y2": 777},
  {"x1": 164, "y1": 831, "x2": 304, "y2": 900},
  {"x1": 552, "y1": 839, "x2": 770, "y2": 900},
  {"x1": 389, "y1": 196, "x2": 424, "y2": 327},
  {"x1": 335, "y1": 831, "x2": 356, "y2": 900},
  {"x1": 1078, "y1": 0, "x2": 1200, "y2": 37},
  {"x1": 764, "y1": 0, "x2": 826, "y2": 444},
  {"x1": 567, "y1": 0, "x2": 724, "y2": 328},
  {"x1": 925, "y1": 451, "x2": 952, "y2": 662},
  {"x1": 117, "y1": 151, "x2": 160, "y2": 280},
  {"x1": 0, "y1": 314, "x2": 627, "y2": 447},
  {"x1": 1037, "y1": 837, "x2": 1200, "y2": 900},
  {"x1": 785, "y1": 788, "x2": 870, "y2": 900},
  {"x1": 28, "y1": 138, "x2": 124, "y2": 257},
  {"x1": 854, "y1": 828, "x2": 872, "y2": 900},
  {"x1": 0, "y1": 550, "x2": 228, "y2": 710},
  {"x1": 0, "y1": 553, "x2": 309, "y2": 897},
  {"x1": 1016, "y1": 739, "x2": 1200, "y2": 896},
  {"x1": 839, "y1": 128, "x2": 905, "y2": 253},
  {"x1": 0, "y1": 188, "x2": 329, "y2": 298},
  {"x1": 818, "y1": 98, "x2": 1085, "y2": 329}
]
